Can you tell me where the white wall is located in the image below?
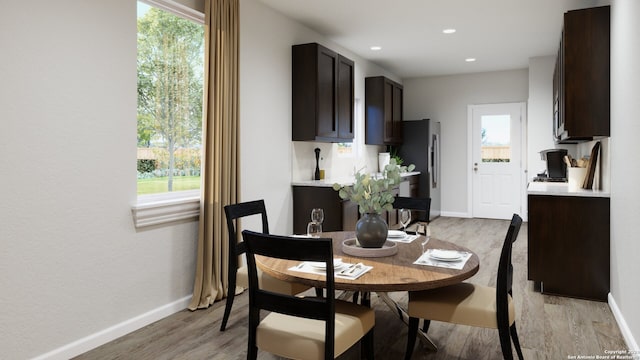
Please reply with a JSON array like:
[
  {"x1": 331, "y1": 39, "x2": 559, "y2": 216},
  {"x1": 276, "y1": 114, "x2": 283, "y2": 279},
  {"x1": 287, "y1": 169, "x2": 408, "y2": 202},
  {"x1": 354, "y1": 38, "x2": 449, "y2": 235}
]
[
  {"x1": 610, "y1": 0, "x2": 640, "y2": 350},
  {"x1": 240, "y1": 0, "x2": 400, "y2": 232},
  {"x1": 0, "y1": 1, "x2": 199, "y2": 359},
  {"x1": 403, "y1": 70, "x2": 529, "y2": 216}
]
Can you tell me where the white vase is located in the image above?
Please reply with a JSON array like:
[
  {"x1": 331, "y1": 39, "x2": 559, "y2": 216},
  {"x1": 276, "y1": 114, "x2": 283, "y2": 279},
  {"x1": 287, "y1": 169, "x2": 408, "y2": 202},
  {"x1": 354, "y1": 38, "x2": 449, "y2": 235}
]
[{"x1": 378, "y1": 152, "x2": 390, "y2": 172}]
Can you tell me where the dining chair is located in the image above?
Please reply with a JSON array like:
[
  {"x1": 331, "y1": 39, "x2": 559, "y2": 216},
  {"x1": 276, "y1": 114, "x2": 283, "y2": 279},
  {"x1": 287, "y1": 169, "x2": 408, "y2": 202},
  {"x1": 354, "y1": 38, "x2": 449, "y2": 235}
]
[
  {"x1": 392, "y1": 196, "x2": 431, "y2": 225},
  {"x1": 242, "y1": 230, "x2": 375, "y2": 360},
  {"x1": 404, "y1": 214, "x2": 524, "y2": 360},
  {"x1": 220, "y1": 199, "x2": 311, "y2": 331}
]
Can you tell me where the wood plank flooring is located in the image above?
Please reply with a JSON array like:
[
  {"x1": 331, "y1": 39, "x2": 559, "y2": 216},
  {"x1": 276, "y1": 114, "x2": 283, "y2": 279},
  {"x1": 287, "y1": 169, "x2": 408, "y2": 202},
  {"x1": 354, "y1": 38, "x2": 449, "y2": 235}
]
[{"x1": 74, "y1": 217, "x2": 627, "y2": 359}]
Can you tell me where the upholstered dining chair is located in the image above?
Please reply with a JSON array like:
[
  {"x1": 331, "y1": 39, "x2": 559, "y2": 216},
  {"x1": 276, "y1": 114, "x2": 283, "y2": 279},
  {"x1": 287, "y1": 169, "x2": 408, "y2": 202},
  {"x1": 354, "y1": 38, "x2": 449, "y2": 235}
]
[
  {"x1": 242, "y1": 230, "x2": 375, "y2": 360},
  {"x1": 220, "y1": 200, "x2": 311, "y2": 331},
  {"x1": 404, "y1": 214, "x2": 524, "y2": 360}
]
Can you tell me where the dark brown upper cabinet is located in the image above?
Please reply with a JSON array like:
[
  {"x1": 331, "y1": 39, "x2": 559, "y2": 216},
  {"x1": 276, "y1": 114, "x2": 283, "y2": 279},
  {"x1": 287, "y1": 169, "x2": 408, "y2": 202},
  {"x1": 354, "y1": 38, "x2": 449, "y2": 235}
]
[
  {"x1": 365, "y1": 76, "x2": 403, "y2": 145},
  {"x1": 554, "y1": 6, "x2": 610, "y2": 144},
  {"x1": 292, "y1": 43, "x2": 354, "y2": 142}
]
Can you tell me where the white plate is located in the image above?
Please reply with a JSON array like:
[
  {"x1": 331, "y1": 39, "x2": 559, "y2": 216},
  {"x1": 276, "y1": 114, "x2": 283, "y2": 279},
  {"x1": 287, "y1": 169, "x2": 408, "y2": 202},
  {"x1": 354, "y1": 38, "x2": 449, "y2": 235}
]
[
  {"x1": 387, "y1": 230, "x2": 406, "y2": 238},
  {"x1": 308, "y1": 258, "x2": 343, "y2": 270},
  {"x1": 429, "y1": 250, "x2": 463, "y2": 262}
]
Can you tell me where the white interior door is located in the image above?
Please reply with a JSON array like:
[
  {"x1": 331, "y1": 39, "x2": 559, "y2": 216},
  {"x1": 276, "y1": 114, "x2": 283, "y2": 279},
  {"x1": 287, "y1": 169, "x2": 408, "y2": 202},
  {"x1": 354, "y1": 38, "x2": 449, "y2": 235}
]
[{"x1": 470, "y1": 103, "x2": 524, "y2": 219}]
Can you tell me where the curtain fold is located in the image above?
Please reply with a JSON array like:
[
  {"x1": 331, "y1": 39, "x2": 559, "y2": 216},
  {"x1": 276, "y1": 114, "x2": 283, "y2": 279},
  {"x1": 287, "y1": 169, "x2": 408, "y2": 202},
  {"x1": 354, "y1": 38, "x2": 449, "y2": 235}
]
[{"x1": 189, "y1": 0, "x2": 239, "y2": 310}]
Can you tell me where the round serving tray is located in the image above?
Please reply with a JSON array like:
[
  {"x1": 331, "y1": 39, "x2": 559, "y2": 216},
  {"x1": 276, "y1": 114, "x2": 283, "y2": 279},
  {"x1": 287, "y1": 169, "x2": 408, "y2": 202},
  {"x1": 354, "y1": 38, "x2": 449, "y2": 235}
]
[{"x1": 342, "y1": 238, "x2": 398, "y2": 257}]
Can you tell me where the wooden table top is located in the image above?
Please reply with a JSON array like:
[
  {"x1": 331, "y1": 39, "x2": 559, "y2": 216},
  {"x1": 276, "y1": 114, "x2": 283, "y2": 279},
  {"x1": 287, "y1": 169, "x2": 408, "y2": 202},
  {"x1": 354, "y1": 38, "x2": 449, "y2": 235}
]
[{"x1": 257, "y1": 231, "x2": 480, "y2": 292}]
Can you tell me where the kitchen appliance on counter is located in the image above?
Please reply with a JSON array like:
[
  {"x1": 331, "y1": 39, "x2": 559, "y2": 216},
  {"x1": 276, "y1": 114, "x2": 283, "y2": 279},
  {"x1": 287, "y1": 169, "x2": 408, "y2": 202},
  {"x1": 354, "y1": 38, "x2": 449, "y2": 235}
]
[
  {"x1": 533, "y1": 149, "x2": 568, "y2": 182},
  {"x1": 398, "y1": 119, "x2": 440, "y2": 220}
]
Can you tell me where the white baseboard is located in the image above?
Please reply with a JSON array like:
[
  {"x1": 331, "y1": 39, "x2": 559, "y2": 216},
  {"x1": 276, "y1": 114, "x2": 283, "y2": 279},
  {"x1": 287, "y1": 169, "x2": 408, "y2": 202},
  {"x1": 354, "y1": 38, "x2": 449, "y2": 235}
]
[
  {"x1": 609, "y1": 293, "x2": 639, "y2": 352},
  {"x1": 31, "y1": 295, "x2": 192, "y2": 360},
  {"x1": 439, "y1": 211, "x2": 471, "y2": 218}
]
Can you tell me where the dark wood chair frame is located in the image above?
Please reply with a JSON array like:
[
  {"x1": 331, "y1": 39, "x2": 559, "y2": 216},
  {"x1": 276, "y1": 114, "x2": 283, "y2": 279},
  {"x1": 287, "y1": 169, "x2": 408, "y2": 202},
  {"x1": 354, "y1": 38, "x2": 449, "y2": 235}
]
[
  {"x1": 220, "y1": 199, "x2": 270, "y2": 331},
  {"x1": 392, "y1": 196, "x2": 432, "y2": 225},
  {"x1": 404, "y1": 213, "x2": 525, "y2": 360},
  {"x1": 242, "y1": 230, "x2": 375, "y2": 360}
]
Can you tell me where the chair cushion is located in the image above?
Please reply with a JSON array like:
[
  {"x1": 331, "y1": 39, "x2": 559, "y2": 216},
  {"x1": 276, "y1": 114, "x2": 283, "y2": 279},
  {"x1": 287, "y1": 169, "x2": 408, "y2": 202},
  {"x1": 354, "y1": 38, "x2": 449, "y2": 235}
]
[
  {"x1": 256, "y1": 300, "x2": 375, "y2": 360},
  {"x1": 408, "y1": 282, "x2": 515, "y2": 329},
  {"x1": 237, "y1": 266, "x2": 310, "y2": 295}
]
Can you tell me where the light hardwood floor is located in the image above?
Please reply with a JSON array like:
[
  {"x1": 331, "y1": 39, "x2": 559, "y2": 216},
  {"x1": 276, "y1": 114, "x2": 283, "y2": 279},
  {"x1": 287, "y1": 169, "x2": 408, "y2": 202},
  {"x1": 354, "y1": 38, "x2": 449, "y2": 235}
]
[{"x1": 74, "y1": 217, "x2": 626, "y2": 359}]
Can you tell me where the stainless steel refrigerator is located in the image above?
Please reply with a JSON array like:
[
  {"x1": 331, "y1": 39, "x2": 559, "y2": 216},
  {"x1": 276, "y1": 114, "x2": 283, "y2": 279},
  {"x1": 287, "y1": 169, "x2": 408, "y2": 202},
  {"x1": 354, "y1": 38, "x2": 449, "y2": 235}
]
[{"x1": 398, "y1": 119, "x2": 441, "y2": 220}]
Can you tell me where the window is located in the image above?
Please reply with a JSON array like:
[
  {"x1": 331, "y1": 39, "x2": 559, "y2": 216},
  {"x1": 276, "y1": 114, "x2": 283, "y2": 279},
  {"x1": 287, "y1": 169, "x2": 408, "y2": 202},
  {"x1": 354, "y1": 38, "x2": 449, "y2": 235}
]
[
  {"x1": 480, "y1": 114, "x2": 511, "y2": 163},
  {"x1": 132, "y1": 0, "x2": 205, "y2": 228},
  {"x1": 136, "y1": 1, "x2": 204, "y2": 196}
]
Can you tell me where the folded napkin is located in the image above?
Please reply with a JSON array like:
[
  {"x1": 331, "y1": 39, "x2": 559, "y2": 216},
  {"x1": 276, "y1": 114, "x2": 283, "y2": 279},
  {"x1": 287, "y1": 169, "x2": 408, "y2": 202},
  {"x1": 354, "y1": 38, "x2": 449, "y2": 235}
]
[
  {"x1": 413, "y1": 249, "x2": 472, "y2": 270},
  {"x1": 289, "y1": 262, "x2": 372, "y2": 280}
]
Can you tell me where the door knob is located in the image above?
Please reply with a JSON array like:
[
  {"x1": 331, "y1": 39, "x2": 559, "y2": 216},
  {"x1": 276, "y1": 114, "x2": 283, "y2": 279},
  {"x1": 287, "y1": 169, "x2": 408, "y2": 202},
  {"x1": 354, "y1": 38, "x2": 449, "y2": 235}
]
[{"x1": 473, "y1": 162, "x2": 478, "y2": 171}]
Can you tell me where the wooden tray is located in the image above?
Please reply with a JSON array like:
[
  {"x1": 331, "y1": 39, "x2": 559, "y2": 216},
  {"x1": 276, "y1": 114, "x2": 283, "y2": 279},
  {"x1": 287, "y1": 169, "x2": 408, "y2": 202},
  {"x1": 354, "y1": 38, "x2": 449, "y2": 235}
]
[{"x1": 342, "y1": 238, "x2": 398, "y2": 257}]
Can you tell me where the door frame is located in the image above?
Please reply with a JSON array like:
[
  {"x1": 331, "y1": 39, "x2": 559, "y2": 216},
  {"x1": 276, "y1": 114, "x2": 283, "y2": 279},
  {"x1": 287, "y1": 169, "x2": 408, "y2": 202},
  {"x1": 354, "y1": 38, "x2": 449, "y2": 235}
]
[{"x1": 466, "y1": 102, "x2": 528, "y2": 219}]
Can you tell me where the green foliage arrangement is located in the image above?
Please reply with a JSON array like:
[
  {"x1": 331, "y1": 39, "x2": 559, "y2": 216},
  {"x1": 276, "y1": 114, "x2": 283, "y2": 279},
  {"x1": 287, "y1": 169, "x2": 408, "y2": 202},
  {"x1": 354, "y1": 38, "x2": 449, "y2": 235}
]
[{"x1": 333, "y1": 160, "x2": 415, "y2": 214}]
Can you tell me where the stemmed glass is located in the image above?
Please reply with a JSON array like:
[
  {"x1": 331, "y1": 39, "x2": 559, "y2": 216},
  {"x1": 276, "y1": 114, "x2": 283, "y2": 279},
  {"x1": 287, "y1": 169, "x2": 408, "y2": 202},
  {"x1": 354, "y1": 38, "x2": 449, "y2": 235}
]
[
  {"x1": 311, "y1": 208, "x2": 324, "y2": 225},
  {"x1": 421, "y1": 224, "x2": 431, "y2": 254},
  {"x1": 307, "y1": 208, "x2": 324, "y2": 238},
  {"x1": 399, "y1": 208, "x2": 411, "y2": 234}
]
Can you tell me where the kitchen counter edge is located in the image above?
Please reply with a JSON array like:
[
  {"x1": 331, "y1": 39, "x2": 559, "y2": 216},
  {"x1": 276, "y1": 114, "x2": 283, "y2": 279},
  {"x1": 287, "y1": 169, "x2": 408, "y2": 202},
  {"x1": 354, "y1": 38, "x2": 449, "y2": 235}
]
[
  {"x1": 527, "y1": 182, "x2": 610, "y2": 198},
  {"x1": 292, "y1": 171, "x2": 421, "y2": 188}
]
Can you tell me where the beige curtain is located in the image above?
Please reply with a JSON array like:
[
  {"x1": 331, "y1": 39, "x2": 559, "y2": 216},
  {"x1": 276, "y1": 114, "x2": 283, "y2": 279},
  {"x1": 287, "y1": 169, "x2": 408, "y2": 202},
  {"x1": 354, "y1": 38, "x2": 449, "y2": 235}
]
[{"x1": 189, "y1": 0, "x2": 239, "y2": 310}]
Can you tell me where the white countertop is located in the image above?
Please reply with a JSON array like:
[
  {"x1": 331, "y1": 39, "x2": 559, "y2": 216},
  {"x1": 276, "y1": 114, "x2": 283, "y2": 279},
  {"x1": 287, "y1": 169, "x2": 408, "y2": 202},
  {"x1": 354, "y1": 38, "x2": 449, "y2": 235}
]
[
  {"x1": 527, "y1": 182, "x2": 610, "y2": 198},
  {"x1": 292, "y1": 171, "x2": 421, "y2": 188}
]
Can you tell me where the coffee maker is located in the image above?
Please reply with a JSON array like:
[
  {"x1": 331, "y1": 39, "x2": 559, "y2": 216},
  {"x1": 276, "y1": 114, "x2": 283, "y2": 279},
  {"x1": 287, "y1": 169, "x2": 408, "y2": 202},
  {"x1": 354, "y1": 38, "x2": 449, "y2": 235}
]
[{"x1": 535, "y1": 149, "x2": 568, "y2": 182}]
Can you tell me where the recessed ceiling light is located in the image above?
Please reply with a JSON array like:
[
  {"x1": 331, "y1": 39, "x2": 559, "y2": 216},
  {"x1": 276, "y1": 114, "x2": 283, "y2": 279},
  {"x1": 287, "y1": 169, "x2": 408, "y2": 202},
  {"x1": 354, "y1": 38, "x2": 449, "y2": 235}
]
[
  {"x1": 370, "y1": 46, "x2": 382, "y2": 51},
  {"x1": 465, "y1": 58, "x2": 476, "y2": 62},
  {"x1": 442, "y1": 28, "x2": 456, "y2": 34}
]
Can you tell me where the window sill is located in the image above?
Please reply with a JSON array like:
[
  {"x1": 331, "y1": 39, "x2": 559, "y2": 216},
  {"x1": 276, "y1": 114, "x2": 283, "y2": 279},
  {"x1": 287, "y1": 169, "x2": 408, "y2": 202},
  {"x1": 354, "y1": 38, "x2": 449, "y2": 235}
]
[{"x1": 132, "y1": 190, "x2": 200, "y2": 228}]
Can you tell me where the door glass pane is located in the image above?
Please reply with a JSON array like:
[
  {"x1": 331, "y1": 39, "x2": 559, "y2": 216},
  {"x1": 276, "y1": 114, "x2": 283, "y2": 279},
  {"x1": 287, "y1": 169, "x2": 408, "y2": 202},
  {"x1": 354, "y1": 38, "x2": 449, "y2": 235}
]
[{"x1": 481, "y1": 115, "x2": 510, "y2": 163}]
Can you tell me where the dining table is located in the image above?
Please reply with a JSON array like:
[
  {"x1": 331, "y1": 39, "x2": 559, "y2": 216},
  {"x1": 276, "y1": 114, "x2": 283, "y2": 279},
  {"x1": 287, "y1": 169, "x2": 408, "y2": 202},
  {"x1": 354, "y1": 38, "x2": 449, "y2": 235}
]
[{"x1": 256, "y1": 230, "x2": 480, "y2": 351}]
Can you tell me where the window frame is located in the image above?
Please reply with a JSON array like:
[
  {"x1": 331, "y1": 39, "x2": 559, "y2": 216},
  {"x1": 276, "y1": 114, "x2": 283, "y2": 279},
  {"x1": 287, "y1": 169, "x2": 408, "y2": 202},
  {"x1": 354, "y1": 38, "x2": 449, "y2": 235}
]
[{"x1": 132, "y1": 0, "x2": 205, "y2": 228}]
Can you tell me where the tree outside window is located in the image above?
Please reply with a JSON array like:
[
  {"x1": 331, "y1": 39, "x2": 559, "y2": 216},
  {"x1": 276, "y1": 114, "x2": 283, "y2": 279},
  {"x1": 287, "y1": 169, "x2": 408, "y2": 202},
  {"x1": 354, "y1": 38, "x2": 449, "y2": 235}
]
[{"x1": 137, "y1": 2, "x2": 204, "y2": 195}]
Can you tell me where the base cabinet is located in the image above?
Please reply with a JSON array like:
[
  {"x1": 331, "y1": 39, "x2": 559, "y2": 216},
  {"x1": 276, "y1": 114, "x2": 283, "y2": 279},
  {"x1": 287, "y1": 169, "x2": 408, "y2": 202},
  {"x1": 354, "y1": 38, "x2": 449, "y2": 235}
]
[
  {"x1": 528, "y1": 194, "x2": 610, "y2": 301},
  {"x1": 293, "y1": 186, "x2": 359, "y2": 235},
  {"x1": 293, "y1": 175, "x2": 420, "y2": 235}
]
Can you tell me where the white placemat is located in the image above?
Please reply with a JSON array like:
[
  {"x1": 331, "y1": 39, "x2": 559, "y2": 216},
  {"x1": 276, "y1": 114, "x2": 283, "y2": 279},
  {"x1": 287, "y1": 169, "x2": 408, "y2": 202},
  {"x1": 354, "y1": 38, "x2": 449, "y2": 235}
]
[
  {"x1": 413, "y1": 249, "x2": 472, "y2": 270},
  {"x1": 289, "y1": 262, "x2": 372, "y2": 280},
  {"x1": 387, "y1": 233, "x2": 419, "y2": 243}
]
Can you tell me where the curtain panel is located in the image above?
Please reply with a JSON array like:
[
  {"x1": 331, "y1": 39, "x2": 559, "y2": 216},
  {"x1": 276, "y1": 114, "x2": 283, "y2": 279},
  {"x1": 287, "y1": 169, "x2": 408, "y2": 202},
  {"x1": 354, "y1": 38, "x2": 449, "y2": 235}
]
[{"x1": 189, "y1": 0, "x2": 239, "y2": 310}]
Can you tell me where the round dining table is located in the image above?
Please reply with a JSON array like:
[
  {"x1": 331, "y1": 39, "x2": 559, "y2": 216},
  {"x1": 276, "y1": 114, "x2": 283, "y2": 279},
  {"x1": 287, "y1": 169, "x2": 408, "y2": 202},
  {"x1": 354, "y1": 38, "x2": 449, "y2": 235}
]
[
  {"x1": 256, "y1": 230, "x2": 480, "y2": 351},
  {"x1": 256, "y1": 231, "x2": 480, "y2": 293}
]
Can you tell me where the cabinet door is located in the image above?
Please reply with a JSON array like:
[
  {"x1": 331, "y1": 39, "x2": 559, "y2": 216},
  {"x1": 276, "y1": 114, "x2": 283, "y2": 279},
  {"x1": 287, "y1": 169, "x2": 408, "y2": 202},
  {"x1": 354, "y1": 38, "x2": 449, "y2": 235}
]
[
  {"x1": 342, "y1": 199, "x2": 359, "y2": 231},
  {"x1": 557, "y1": 6, "x2": 610, "y2": 142},
  {"x1": 316, "y1": 47, "x2": 338, "y2": 139},
  {"x1": 337, "y1": 55, "x2": 354, "y2": 140},
  {"x1": 365, "y1": 76, "x2": 403, "y2": 145},
  {"x1": 392, "y1": 84, "x2": 403, "y2": 143}
]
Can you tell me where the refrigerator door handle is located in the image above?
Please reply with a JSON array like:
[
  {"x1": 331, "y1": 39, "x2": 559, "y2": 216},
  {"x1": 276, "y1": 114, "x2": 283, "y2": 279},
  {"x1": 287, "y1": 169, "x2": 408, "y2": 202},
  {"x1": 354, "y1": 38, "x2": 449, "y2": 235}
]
[{"x1": 431, "y1": 133, "x2": 439, "y2": 188}]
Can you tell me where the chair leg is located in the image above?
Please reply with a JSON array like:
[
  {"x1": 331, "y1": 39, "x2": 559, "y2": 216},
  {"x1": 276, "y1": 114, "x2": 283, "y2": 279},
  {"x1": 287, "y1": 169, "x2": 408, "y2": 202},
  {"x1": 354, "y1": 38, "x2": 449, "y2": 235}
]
[
  {"x1": 497, "y1": 322, "x2": 514, "y2": 360},
  {"x1": 219, "y1": 290, "x2": 235, "y2": 331},
  {"x1": 352, "y1": 291, "x2": 360, "y2": 304},
  {"x1": 315, "y1": 287, "x2": 323, "y2": 297},
  {"x1": 220, "y1": 271, "x2": 237, "y2": 331},
  {"x1": 421, "y1": 319, "x2": 431, "y2": 333},
  {"x1": 361, "y1": 328, "x2": 375, "y2": 359},
  {"x1": 404, "y1": 317, "x2": 420, "y2": 360},
  {"x1": 510, "y1": 323, "x2": 524, "y2": 360}
]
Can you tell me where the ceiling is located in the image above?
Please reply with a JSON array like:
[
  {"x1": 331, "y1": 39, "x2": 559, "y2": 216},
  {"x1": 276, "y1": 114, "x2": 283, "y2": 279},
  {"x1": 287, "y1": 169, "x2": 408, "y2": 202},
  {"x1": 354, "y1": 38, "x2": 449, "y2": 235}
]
[{"x1": 259, "y1": 0, "x2": 608, "y2": 79}]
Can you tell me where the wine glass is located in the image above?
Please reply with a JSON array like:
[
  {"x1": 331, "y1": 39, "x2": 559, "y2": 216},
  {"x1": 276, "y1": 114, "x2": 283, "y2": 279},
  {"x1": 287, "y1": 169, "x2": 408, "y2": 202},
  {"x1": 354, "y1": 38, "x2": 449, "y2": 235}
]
[
  {"x1": 421, "y1": 224, "x2": 431, "y2": 254},
  {"x1": 399, "y1": 208, "x2": 411, "y2": 234},
  {"x1": 307, "y1": 221, "x2": 322, "y2": 238},
  {"x1": 311, "y1": 208, "x2": 324, "y2": 225}
]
